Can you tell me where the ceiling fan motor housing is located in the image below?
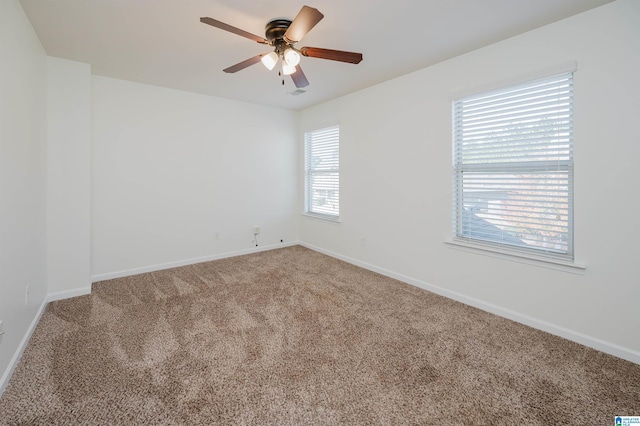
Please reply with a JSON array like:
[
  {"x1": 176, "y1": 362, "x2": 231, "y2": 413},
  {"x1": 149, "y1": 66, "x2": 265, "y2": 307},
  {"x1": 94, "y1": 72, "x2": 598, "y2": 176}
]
[{"x1": 265, "y1": 19, "x2": 292, "y2": 46}]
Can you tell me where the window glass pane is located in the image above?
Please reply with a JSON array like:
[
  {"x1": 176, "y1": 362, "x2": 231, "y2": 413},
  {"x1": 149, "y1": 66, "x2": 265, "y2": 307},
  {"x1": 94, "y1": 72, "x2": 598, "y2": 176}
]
[
  {"x1": 453, "y1": 73, "x2": 573, "y2": 258},
  {"x1": 459, "y1": 170, "x2": 570, "y2": 254},
  {"x1": 305, "y1": 126, "x2": 339, "y2": 218}
]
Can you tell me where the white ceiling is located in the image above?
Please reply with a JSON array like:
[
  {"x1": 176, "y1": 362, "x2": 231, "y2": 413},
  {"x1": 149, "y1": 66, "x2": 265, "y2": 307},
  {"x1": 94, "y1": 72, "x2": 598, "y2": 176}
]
[{"x1": 20, "y1": 0, "x2": 614, "y2": 111}]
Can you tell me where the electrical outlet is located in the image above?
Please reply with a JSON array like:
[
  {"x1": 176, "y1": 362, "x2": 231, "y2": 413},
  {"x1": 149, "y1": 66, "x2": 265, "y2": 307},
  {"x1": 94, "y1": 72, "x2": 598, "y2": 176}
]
[
  {"x1": 253, "y1": 226, "x2": 260, "y2": 235},
  {"x1": 0, "y1": 320, "x2": 4, "y2": 342},
  {"x1": 25, "y1": 284, "x2": 30, "y2": 307},
  {"x1": 360, "y1": 237, "x2": 366, "y2": 247},
  {"x1": 214, "y1": 232, "x2": 220, "y2": 241}
]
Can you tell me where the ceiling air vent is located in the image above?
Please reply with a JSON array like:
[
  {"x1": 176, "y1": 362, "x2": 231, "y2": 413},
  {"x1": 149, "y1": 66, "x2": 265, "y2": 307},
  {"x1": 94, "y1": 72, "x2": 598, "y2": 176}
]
[{"x1": 288, "y1": 89, "x2": 306, "y2": 96}]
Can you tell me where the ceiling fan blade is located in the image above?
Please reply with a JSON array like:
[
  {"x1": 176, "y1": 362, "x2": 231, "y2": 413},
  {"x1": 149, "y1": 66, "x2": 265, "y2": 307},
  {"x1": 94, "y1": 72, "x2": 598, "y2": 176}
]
[
  {"x1": 223, "y1": 54, "x2": 266, "y2": 73},
  {"x1": 290, "y1": 65, "x2": 309, "y2": 88},
  {"x1": 300, "y1": 47, "x2": 363, "y2": 64},
  {"x1": 200, "y1": 17, "x2": 268, "y2": 44},
  {"x1": 284, "y1": 6, "x2": 324, "y2": 43}
]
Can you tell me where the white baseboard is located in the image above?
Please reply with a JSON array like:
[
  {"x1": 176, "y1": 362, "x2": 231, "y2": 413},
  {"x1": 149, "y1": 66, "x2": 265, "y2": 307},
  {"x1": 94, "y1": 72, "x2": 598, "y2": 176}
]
[
  {"x1": 301, "y1": 242, "x2": 640, "y2": 365},
  {"x1": 0, "y1": 297, "x2": 48, "y2": 396},
  {"x1": 91, "y1": 241, "x2": 300, "y2": 282},
  {"x1": 48, "y1": 286, "x2": 92, "y2": 302}
]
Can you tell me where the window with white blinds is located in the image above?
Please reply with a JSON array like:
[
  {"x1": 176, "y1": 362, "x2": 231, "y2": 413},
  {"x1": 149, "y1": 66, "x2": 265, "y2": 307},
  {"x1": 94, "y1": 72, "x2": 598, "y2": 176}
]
[
  {"x1": 304, "y1": 125, "x2": 340, "y2": 219},
  {"x1": 452, "y1": 72, "x2": 574, "y2": 259}
]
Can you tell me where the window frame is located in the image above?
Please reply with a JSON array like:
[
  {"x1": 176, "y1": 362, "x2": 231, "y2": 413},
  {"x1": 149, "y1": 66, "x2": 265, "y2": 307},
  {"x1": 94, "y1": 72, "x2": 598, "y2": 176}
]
[
  {"x1": 451, "y1": 72, "x2": 576, "y2": 263},
  {"x1": 303, "y1": 125, "x2": 340, "y2": 221}
]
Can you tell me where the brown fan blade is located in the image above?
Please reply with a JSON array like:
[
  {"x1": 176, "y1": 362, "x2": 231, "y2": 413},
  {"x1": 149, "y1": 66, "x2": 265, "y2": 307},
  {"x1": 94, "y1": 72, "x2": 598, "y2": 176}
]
[
  {"x1": 200, "y1": 17, "x2": 268, "y2": 44},
  {"x1": 223, "y1": 54, "x2": 266, "y2": 73},
  {"x1": 290, "y1": 65, "x2": 309, "y2": 88},
  {"x1": 300, "y1": 47, "x2": 363, "y2": 64},
  {"x1": 284, "y1": 6, "x2": 324, "y2": 43}
]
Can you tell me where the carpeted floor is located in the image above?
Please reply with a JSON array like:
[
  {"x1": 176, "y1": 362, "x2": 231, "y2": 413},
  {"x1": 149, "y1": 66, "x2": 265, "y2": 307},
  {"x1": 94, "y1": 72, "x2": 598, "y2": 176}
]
[{"x1": 0, "y1": 245, "x2": 638, "y2": 425}]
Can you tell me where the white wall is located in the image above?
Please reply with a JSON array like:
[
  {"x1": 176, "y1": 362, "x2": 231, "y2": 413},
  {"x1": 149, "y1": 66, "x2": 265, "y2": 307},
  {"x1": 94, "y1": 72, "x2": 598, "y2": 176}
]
[
  {"x1": 91, "y1": 77, "x2": 299, "y2": 279},
  {"x1": 0, "y1": 0, "x2": 48, "y2": 388},
  {"x1": 47, "y1": 57, "x2": 92, "y2": 297},
  {"x1": 2, "y1": 1, "x2": 637, "y2": 397},
  {"x1": 299, "y1": 0, "x2": 640, "y2": 362}
]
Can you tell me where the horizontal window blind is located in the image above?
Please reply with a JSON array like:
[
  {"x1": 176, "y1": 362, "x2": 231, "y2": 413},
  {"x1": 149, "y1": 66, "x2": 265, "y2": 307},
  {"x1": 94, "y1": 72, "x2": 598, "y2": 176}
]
[
  {"x1": 305, "y1": 126, "x2": 339, "y2": 218},
  {"x1": 453, "y1": 73, "x2": 574, "y2": 258}
]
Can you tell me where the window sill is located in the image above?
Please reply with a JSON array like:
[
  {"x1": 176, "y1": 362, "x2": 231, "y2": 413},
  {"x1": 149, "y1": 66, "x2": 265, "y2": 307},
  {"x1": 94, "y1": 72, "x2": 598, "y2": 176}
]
[
  {"x1": 444, "y1": 238, "x2": 586, "y2": 274},
  {"x1": 301, "y1": 212, "x2": 341, "y2": 223}
]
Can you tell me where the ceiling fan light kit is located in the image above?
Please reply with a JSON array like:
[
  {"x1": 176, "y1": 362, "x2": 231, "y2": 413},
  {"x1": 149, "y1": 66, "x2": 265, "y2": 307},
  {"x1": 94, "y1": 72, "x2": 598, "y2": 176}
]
[
  {"x1": 261, "y1": 52, "x2": 278, "y2": 70},
  {"x1": 200, "y1": 5, "x2": 363, "y2": 89},
  {"x1": 282, "y1": 62, "x2": 296, "y2": 76},
  {"x1": 283, "y1": 48, "x2": 301, "y2": 67}
]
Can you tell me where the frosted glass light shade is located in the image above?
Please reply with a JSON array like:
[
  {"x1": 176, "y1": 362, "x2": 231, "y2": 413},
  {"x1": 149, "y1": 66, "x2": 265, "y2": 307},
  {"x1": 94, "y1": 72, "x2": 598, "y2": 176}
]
[
  {"x1": 282, "y1": 62, "x2": 296, "y2": 75},
  {"x1": 261, "y1": 52, "x2": 278, "y2": 70},
  {"x1": 284, "y1": 48, "x2": 301, "y2": 66}
]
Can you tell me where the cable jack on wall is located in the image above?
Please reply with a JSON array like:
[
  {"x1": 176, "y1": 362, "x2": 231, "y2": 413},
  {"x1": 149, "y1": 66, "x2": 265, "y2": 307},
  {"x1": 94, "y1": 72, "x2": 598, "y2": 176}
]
[{"x1": 253, "y1": 226, "x2": 260, "y2": 247}]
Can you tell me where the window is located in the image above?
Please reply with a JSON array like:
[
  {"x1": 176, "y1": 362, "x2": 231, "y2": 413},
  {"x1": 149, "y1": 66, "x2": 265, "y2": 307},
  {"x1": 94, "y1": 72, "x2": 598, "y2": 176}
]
[
  {"x1": 304, "y1": 125, "x2": 340, "y2": 219},
  {"x1": 452, "y1": 72, "x2": 574, "y2": 260}
]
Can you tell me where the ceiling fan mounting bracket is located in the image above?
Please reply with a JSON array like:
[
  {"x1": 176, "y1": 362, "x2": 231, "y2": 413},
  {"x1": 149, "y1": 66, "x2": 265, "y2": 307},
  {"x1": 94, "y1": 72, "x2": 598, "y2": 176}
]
[{"x1": 265, "y1": 19, "x2": 292, "y2": 45}]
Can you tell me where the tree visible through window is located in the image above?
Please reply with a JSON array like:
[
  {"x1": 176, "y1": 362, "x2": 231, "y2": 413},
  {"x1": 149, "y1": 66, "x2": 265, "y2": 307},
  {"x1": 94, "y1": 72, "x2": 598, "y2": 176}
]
[
  {"x1": 304, "y1": 126, "x2": 339, "y2": 219},
  {"x1": 452, "y1": 73, "x2": 574, "y2": 259}
]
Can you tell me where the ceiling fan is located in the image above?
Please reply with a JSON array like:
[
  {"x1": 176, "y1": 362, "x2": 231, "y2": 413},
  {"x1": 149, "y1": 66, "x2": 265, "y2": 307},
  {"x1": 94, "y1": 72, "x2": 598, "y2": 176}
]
[{"x1": 200, "y1": 5, "x2": 363, "y2": 88}]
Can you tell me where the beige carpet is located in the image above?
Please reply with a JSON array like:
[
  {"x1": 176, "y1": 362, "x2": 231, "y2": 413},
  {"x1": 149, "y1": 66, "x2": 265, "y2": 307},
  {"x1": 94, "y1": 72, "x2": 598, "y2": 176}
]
[{"x1": 0, "y1": 246, "x2": 638, "y2": 425}]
